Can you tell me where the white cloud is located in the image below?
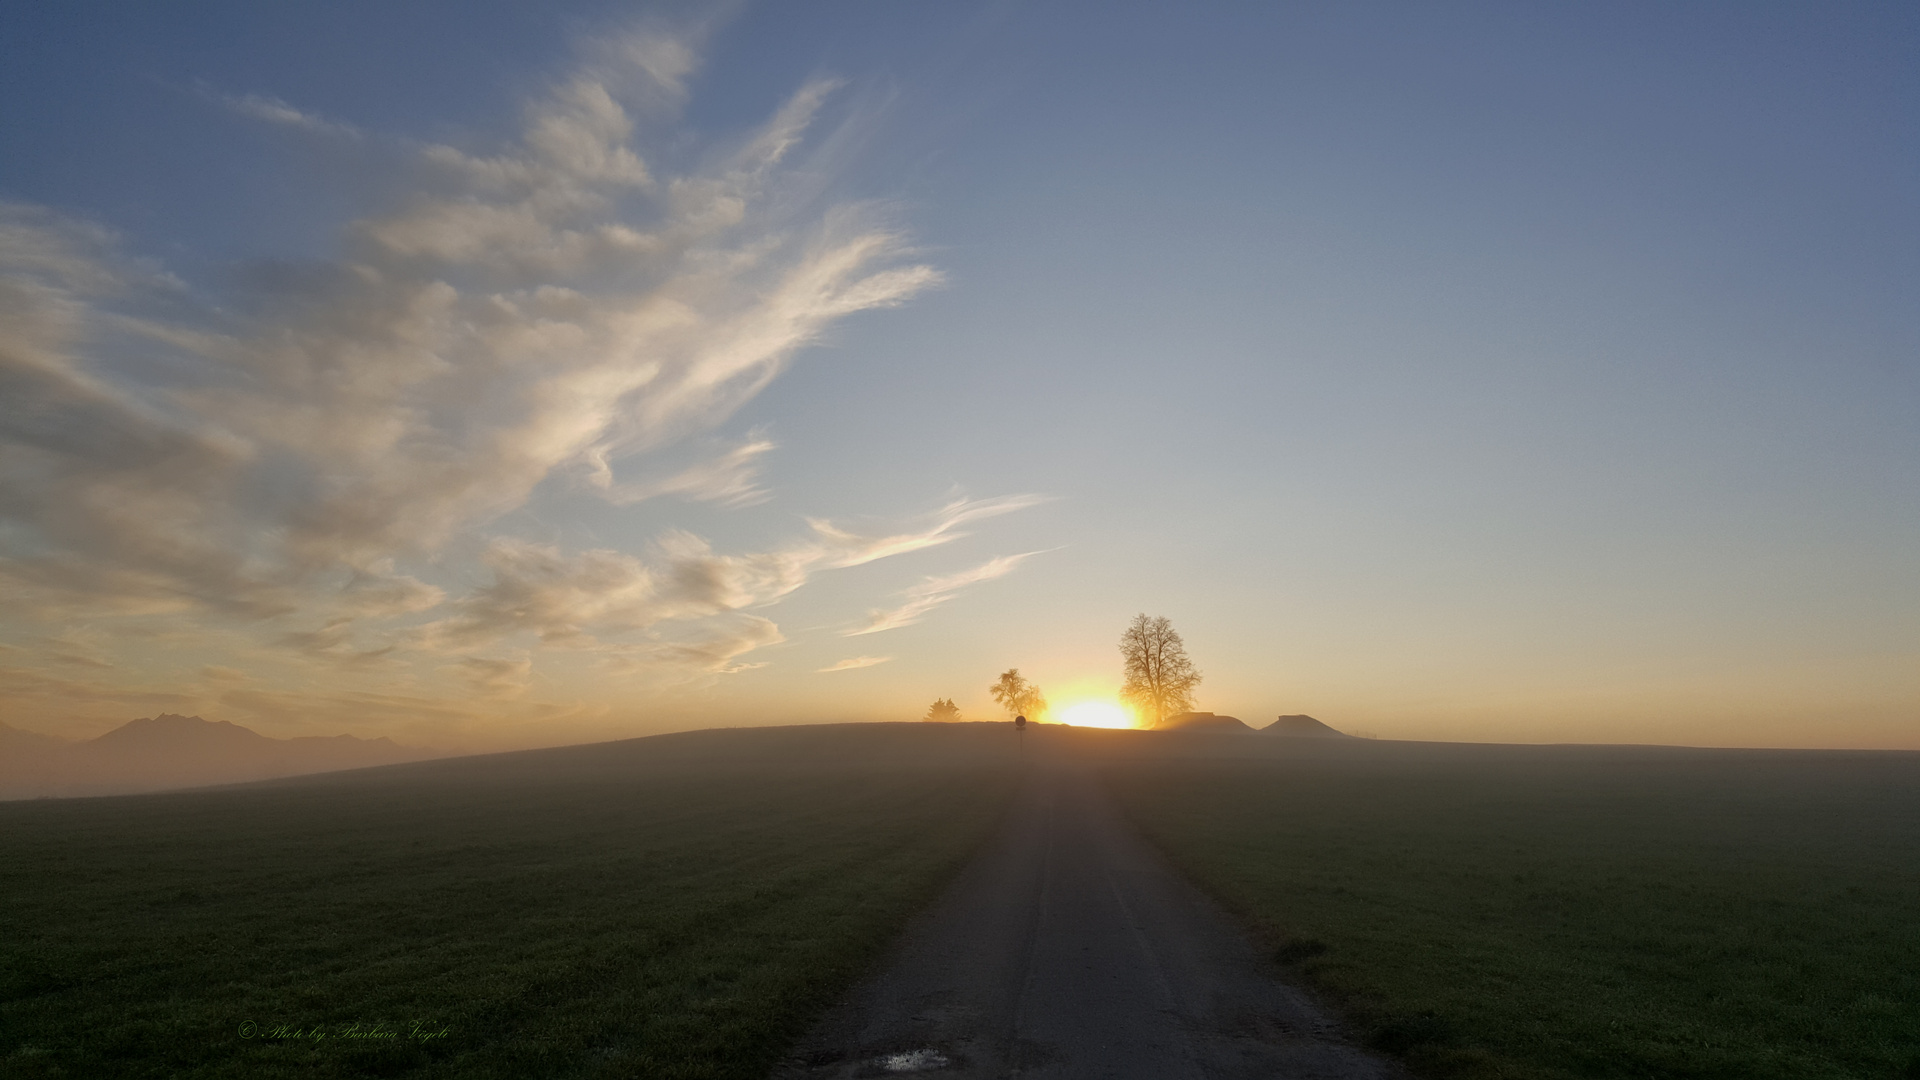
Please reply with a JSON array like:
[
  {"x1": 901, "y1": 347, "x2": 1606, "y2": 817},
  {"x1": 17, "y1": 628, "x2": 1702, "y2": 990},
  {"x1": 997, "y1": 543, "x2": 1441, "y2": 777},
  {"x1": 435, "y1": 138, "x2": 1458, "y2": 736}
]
[
  {"x1": 274, "y1": 618, "x2": 398, "y2": 668},
  {"x1": 0, "y1": 204, "x2": 282, "y2": 619},
  {"x1": 337, "y1": 561, "x2": 445, "y2": 617},
  {"x1": 805, "y1": 494, "x2": 1047, "y2": 568},
  {"x1": 846, "y1": 551, "x2": 1045, "y2": 636},
  {"x1": 818, "y1": 655, "x2": 890, "y2": 673},
  {"x1": 423, "y1": 494, "x2": 1044, "y2": 652},
  {"x1": 605, "y1": 616, "x2": 785, "y2": 675},
  {"x1": 449, "y1": 656, "x2": 533, "y2": 697},
  {"x1": 219, "y1": 91, "x2": 364, "y2": 140},
  {"x1": 0, "y1": 31, "x2": 941, "y2": 626},
  {"x1": 584, "y1": 427, "x2": 776, "y2": 507},
  {"x1": 427, "y1": 539, "x2": 657, "y2": 649},
  {"x1": 0, "y1": 25, "x2": 1043, "y2": 728}
]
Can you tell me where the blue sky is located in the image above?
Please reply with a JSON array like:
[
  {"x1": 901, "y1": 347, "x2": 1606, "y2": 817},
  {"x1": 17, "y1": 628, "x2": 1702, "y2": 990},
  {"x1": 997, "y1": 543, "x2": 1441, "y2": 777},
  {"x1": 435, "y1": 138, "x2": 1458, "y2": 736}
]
[{"x1": 1, "y1": 2, "x2": 1914, "y2": 748}]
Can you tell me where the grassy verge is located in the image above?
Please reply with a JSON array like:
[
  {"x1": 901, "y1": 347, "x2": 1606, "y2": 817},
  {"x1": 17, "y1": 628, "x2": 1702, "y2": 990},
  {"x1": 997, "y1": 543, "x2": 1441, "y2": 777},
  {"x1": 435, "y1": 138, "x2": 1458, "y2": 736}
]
[
  {"x1": 0, "y1": 724, "x2": 1019, "y2": 1080},
  {"x1": 1104, "y1": 741, "x2": 1920, "y2": 1080}
]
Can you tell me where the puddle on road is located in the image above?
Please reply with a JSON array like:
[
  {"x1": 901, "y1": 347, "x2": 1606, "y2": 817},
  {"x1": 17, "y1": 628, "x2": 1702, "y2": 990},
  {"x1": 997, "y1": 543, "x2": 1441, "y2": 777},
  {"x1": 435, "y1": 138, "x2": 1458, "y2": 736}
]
[{"x1": 877, "y1": 1048, "x2": 950, "y2": 1072}]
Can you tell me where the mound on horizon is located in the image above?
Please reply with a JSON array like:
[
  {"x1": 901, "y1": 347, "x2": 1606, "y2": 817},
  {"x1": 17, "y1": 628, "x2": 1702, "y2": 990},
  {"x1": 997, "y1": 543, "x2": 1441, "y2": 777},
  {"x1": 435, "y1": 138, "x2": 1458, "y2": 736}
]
[
  {"x1": 1260, "y1": 714, "x2": 1350, "y2": 738},
  {"x1": 1155, "y1": 712, "x2": 1253, "y2": 733}
]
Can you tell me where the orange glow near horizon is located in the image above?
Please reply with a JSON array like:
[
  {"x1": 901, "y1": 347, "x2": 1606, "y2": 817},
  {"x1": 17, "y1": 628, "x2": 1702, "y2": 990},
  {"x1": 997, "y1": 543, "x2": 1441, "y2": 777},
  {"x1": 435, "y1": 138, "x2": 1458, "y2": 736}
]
[{"x1": 1055, "y1": 700, "x2": 1135, "y2": 729}]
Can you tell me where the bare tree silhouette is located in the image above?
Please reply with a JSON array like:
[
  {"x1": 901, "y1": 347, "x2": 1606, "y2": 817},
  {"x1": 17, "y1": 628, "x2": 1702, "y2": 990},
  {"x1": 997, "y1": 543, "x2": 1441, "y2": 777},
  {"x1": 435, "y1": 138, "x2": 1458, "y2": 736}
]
[{"x1": 1119, "y1": 614, "x2": 1201, "y2": 727}]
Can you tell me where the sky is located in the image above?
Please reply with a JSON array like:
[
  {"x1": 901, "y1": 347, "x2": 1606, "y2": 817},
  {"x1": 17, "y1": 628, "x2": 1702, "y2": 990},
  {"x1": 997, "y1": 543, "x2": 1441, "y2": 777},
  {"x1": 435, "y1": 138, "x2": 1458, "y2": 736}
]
[{"x1": 1, "y1": 1, "x2": 1915, "y2": 751}]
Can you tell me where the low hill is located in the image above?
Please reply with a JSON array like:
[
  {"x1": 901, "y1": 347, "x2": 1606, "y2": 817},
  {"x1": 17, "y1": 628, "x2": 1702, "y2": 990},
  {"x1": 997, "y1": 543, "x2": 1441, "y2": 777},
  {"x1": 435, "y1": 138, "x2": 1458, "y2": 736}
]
[
  {"x1": 1261, "y1": 714, "x2": 1350, "y2": 738},
  {"x1": 0, "y1": 714, "x2": 440, "y2": 800},
  {"x1": 1156, "y1": 711, "x2": 1253, "y2": 733}
]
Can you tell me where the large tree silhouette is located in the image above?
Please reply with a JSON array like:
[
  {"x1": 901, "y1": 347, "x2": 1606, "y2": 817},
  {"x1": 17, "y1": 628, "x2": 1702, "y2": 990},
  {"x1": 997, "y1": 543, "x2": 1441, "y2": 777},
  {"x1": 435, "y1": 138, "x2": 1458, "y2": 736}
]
[{"x1": 1118, "y1": 614, "x2": 1201, "y2": 727}]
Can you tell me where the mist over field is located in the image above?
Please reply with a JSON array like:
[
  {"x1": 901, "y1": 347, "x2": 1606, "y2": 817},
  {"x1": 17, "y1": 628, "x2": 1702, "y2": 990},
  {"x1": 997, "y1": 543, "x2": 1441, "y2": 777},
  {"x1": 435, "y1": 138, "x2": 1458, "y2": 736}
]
[{"x1": 4, "y1": 722, "x2": 1916, "y2": 1078}]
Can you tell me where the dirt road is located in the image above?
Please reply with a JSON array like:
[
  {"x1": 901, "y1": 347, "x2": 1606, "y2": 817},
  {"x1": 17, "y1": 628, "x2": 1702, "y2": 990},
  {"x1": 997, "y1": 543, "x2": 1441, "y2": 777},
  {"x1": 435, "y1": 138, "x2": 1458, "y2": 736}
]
[{"x1": 775, "y1": 757, "x2": 1403, "y2": 1079}]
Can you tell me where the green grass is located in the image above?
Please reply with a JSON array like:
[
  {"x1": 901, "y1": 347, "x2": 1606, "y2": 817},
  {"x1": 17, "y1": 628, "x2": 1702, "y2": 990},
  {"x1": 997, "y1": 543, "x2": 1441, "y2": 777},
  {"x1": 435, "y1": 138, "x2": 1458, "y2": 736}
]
[
  {"x1": 1104, "y1": 739, "x2": 1920, "y2": 1080},
  {"x1": 0, "y1": 724, "x2": 1020, "y2": 1080}
]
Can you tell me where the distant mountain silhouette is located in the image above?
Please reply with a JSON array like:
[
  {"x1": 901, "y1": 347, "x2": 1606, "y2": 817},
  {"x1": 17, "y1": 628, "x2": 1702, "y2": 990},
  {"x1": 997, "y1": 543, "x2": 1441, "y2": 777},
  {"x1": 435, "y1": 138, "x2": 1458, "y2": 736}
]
[
  {"x1": 0, "y1": 718, "x2": 67, "y2": 753},
  {"x1": 92, "y1": 713, "x2": 272, "y2": 754},
  {"x1": 0, "y1": 719, "x2": 64, "y2": 748},
  {"x1": 1260, "y1": 714, "x2": 1350, "y2": 738},
  {"x1": 0, "y1": 714, "x2": 440, "y2": 800},
  {"x1": 1156, "y1": 711, "x2": 1252, "y2": 733}
]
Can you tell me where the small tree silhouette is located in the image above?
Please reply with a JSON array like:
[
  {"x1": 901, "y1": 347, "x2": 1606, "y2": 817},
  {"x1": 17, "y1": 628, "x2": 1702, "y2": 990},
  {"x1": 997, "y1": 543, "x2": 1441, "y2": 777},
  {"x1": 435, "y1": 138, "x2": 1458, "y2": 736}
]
[
  {"x1": 922, "y1": 697, "x2": 961, "y2": 723},
  {"x1": 989, "y1": 669, "x2": 1047, "y2": 721}
]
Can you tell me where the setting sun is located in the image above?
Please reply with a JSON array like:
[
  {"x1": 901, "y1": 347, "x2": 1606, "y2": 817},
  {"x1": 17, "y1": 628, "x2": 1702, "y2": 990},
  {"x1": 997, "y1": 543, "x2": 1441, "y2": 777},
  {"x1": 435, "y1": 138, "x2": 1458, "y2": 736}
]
[{"x1": 1056, "y1": 701, "x2": 1134, "y2": 729}]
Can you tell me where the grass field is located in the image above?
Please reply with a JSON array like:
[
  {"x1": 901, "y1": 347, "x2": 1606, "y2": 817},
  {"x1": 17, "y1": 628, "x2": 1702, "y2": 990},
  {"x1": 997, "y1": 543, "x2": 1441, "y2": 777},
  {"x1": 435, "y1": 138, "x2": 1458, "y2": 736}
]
[
  {"x1": 0, "y1": 723, "x2": 1020, "y2": 1080},
  {"x1": 1104, "y1": 737, "x2": 1920, "y2": 1080}
]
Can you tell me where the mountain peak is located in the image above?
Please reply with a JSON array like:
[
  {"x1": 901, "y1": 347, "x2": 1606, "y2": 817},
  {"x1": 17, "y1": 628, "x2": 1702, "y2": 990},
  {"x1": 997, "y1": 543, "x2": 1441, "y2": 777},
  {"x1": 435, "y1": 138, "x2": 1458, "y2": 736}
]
[
  {"x1": 5, "y1": 714, "x2": 440, "y2": 799},
  {"x1": 93, "y1": 713, "x2": 269, "y2": 747}
]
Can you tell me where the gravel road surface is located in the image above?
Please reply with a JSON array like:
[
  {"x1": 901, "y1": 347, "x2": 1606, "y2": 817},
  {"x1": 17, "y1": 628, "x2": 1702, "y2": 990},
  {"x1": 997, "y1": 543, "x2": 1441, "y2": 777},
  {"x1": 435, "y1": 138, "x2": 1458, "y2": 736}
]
[{"x1": 775, "y1": 756, "x2": 1404, "y2": 1079}]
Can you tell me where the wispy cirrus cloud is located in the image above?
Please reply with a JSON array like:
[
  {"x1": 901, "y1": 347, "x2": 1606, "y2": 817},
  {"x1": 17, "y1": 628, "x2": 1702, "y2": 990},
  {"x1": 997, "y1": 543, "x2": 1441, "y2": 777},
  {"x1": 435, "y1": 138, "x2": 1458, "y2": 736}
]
[
  {"x1": 818, "y1": 655, "x2": 889, "y2": 673},
  {"x1": 449, "y1": 655, "x2": 533, "y2": 698},
  {"x1": 603, "y1": 616, "x2": 785, "y2": 676},
  {"x1": 845, "y1": 551, "x2": 1046, "y2": 636},
  {"x1": 0, "y1": 23, "x2": 986, "y2": 693},
  {"x1": 215, "y1": 90, "x2": 365, "y2": 140},
  {"x1": 0, "y1": 21, "x2": 1060, "y2": 742},
  {"x1": 584, "y1": 427, "x2": 777, "y2": 508},
  {"x1": 421, "y1": 494, "x2": 1042, "y2": 653}
]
